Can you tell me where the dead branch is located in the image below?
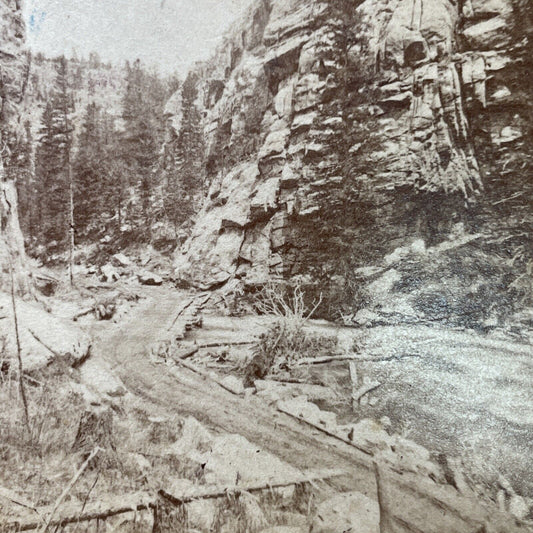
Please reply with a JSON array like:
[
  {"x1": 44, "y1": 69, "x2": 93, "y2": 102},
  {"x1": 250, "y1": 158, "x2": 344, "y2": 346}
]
[
  {"x1": 0, "y1": 486, "x2": 40, "y2": 516},
  {"x1": 172, "y1": 358, "x2": 242, "y2": 395},
  {"x1": 349, "y1": 361, "x2": 358, "y2": 410},
  {"x1": 38, "y1": 447, "x2": 101, "y2": 533},
  {"x1": 374, "y1": 461, "x2": 395, "y2": 533},
  {"x1": 354, "y1": 381, "x2": 382, "y2": 403},
  {"x1": 10, "y1": 262, "x2": 30, "y2": 436},
  {"x1": 72, "y1": 307, "x2": 95, "y2": 321},
  {"x1": 492, "y1": 191, "x2": 526, "y2": 206},
  {"x1": 172, "y1": 347, "x2": 199, "y2": 360},
  {"x1": 27, "y1": 329, "x2": 61, "y2": 358},
  {"x1": 71, "y1": 473, "x2": 99, "y2": 533}
]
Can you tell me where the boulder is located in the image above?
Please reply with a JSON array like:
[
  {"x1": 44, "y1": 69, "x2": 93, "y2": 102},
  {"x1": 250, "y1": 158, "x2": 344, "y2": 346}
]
[
  {"x1": 138, "y1": 272, "x2": 163, "y2": 286},
  {"x1": 170, "y1": 416, "x2": 212, "y2": 456},
  {"x1": 220, "y1": 375, "x2": 245, "y2": 395},
  {"x1": 112, "y1": 253, "x2": 132, "y2": 267},
  {"x1": 101, "y1": 263, "x2": 120, "y2": 282},
  {"x1": 311, "y1": 491, "x2": 379, "y2": 533},
  {"x1": 0, "y1": 294, "x2": 91, "y2": 372},
  {"x1": 80, "y1": 358, "x2": 127, "y2": 398}
]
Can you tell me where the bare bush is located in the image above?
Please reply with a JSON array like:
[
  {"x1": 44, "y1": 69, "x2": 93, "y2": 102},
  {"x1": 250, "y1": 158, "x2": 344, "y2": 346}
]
[{"x1": 244, "y1": 282, "x2": 337, "y2": 386}]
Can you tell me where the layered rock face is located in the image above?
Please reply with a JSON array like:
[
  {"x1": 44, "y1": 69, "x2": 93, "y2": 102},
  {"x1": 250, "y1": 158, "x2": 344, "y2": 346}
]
[
  {"x1": 173, "y1": 0, "x2": 532, "y2": 290},
  {"x1": 0, "y1": 0, "x2": 32, "y2": 295}
]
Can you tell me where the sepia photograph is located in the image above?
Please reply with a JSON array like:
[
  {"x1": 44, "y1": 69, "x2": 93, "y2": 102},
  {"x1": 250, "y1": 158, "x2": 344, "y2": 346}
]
[{"x1": 0, "y1": 0, "x2": 532, "y2": 531}]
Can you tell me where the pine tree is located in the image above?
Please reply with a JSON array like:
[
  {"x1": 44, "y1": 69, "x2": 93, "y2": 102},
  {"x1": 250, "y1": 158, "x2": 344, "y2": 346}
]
[
  {"x1": 120, "y1": 59, "x2": 167, "y2": 240},
  {"x1": 161, "y1": 72, "x2": 204, "y2": 236},
  {"x1": 34, "y1": 56, "x2": 74, "y2": 250},
  {"x1": 73, "y1": 102, "x2": 104, "y2": 236}
]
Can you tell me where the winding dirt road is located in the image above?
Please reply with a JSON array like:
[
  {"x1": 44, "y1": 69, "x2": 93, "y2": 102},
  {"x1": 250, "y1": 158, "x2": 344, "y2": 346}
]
[{"x1": 86, "y1": 286, "x2": 531, "y2": 533}]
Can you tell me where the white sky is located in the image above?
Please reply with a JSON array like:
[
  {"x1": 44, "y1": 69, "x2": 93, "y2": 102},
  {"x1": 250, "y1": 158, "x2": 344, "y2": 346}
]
[{"x1": 24, "y1": 0, "x2": 251, "y2": 75}]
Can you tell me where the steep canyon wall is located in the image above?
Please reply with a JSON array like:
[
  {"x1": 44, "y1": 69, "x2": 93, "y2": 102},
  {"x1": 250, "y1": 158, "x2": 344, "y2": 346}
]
[
  {"x1": 171, "y1": 0, "x2": 532, "y2": 295},
  {"x1": 0, "y1": 0, "x2": 32, "y2": 295}
]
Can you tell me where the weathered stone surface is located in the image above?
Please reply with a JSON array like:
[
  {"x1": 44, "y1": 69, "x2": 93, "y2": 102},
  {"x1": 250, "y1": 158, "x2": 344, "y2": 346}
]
[
  {"x1": 0, "y1": 0, "x2": 32, "y2": 296},
  {"x1": 171, "y1": 0, "x2": 532, "y2": 291}
]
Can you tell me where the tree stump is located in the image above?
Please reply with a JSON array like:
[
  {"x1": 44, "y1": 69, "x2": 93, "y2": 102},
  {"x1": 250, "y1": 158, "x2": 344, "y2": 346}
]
[
  {"x1": 152, "y1": 499, "x2": 188, "y2": 533},
  {"x1": 72, "y1": 409, "x2": 117, "y2": 468}
]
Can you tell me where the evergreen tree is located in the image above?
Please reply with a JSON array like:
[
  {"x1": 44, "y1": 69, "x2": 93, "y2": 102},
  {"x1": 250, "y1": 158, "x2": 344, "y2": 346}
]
[
  {"x1": 161, "y1": 72, "x2": 204, "y2": 236},
  {"x1": 73, "y1": 102, "x2": 103, "y2": 236},
  {"x1": 120, "y1": 59, "x2": 167, "y2": 239},
  {"x1": 34, "y1": 56, "x2": 74, "y2": 248}
]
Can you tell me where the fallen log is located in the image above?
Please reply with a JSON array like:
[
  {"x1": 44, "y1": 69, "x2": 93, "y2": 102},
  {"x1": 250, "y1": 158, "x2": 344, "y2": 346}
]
[
  {"x1": 171, "y1": 347, "x2": 199, "y2": 360},
  {"x1": 297, "y1": 352, "x2": 422, "y2": 365},
  {"x1": 7, "y1": 470, "x2": 343, "y2": 532},
  {"x1": 7, "y1": 498, "x2": 155, "y2": 532},
  {"x1": 159, "y1": 468, "x2": 345, "y2": 506},
  {"x1": 277, "y1": 404, "x2": 374, "y2": 457},
  {"x1": 172, "y1": 358, "x2": 241, "y2": 396},
  {"x1": 196, "y1": 341, "x2": 255, "y2": 349}
]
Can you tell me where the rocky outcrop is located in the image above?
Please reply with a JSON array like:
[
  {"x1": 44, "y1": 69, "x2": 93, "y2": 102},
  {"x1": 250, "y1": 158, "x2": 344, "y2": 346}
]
[
  {"x1": 0, "y1": 0, "x2": 32, "y2": 295},
  {"x1": 172, "y1": 0, "x2": 532, "y2": 290}
]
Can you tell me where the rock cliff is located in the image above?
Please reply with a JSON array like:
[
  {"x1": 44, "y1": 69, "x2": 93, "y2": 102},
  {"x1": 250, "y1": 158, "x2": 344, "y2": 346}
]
[
  {"x1": 0, "y1": 0, "x2": 32, "y2": 295},
  {"x1": 172, "y1": 0, "x2": 532, "y2": 300}
]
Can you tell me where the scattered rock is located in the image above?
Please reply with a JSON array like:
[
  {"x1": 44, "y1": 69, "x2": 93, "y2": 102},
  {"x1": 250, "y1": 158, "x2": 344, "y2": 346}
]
[
  {"x1": 95, "y1": 303, "x2": 116, "y2": 320},
  {"x1": 190, "y1": 433, "x2": 301, "y2": 487},
  {"x1": 353, "y1": 308, "x2": 381, "y2": 327},
  {"x1": 509, "y1": 494, "x2": 530, "y2": 521},
  {"x1": 277, "y1": 396, "x2": 337, "y2": 431},
  {"x1": 255, "y1": 380, "x2": 338, "y2": 403}
]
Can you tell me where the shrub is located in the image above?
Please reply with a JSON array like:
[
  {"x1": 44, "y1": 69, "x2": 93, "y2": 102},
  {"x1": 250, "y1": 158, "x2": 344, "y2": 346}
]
[{"x1": 244, "y1": 282, "x2": 337, "y2": 386}]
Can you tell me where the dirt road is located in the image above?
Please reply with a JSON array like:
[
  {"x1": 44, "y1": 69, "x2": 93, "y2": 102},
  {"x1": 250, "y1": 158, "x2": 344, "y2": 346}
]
[{"x1": 87, "y1": 286, "x2": 531, "y2": 533}]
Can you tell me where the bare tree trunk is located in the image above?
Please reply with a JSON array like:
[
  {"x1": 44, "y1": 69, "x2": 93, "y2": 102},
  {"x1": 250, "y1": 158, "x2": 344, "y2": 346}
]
[
  {"x1": 68, "y1": 155, "x2": 75, "y2": 287},
  {"x1": 10, "y1": 261, "x2": 30, "y2": 437}
]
